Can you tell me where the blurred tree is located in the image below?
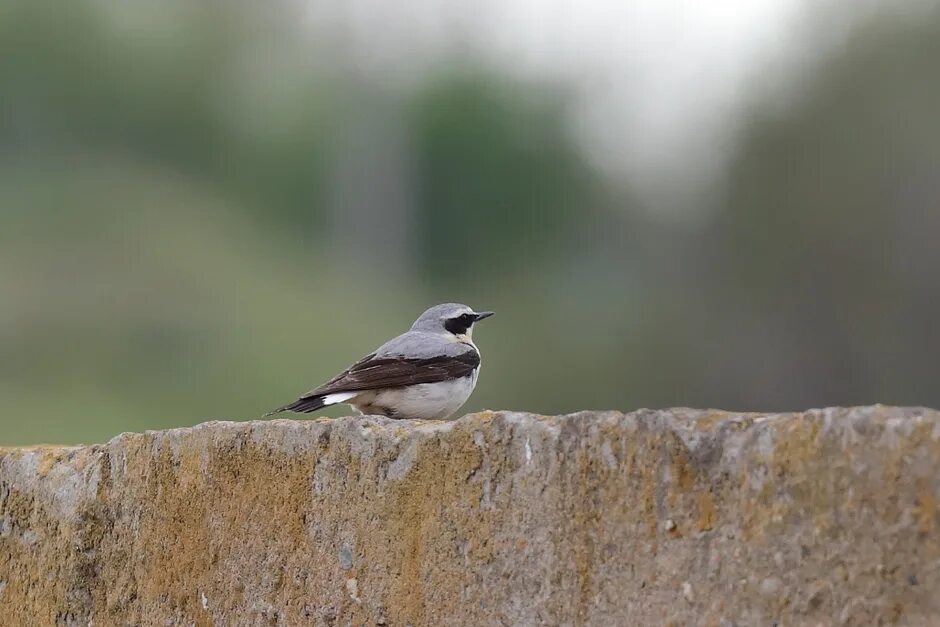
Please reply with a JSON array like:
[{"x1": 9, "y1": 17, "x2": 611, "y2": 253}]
[
  {"x1": 407, "y1": 71, "x2": 595, "y2": 284},
  {"x1": 0, "y1": 0, "x2": 329, "y2": 231},
  {"x1": 706, "y1": 7, "x2": 940, "y2": 409}
]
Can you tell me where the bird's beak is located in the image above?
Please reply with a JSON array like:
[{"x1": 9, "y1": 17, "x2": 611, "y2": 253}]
[{"x1": 473, "y1": 311, "x2": 495, "y2": 322}]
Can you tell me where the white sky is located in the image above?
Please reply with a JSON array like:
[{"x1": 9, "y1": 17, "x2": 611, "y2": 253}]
[
  {"x1": 304, "y1": 0, "x2": 809, "y2": 211},
  {"x1": 497, "y1": 1, "x2": 814, "y2": 215},
  {"x1": 480, "y1": 0, "x2": 804, "y2": 173},
  {"x1": 302, "y1": 0, "x2": 940, "y2": 215}
]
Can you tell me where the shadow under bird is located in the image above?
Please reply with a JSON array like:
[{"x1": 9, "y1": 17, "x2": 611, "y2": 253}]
[{"x1": 266, "y1": 303, "x2": 494, "y2": 421}]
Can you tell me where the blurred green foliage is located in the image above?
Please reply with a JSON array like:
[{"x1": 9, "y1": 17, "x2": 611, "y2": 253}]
[
  {"x1": 0, "y1": 1, "x2": 331, "y2": 229},
  {"x1": 1, "y1": 1, "x2": 939, "y2": 445},
  {"x1": 408, "y1": 72, "x2": 594, "y2": 282}
]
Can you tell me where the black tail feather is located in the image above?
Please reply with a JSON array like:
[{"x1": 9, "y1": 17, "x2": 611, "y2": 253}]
[{"x1": 263, "y1": 395, "x2": 327, "y2": 417}]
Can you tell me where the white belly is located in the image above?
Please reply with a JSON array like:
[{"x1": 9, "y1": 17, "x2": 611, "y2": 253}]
[{"x1": 351, "y1": 370, "x2": 479, "y2": 421}]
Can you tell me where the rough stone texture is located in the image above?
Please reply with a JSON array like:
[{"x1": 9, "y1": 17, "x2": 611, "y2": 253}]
[{"x1": 1, "y1": 406, "x2": 939, "y2": 626}]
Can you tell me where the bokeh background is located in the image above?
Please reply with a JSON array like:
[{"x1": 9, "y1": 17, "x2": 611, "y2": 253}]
[{"x1": 2, "y1": 0, "x2": 939, "y2": 445}]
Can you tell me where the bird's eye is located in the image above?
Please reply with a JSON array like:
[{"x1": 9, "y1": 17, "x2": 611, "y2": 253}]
[{"x1": 460, "y1": 313, "x2": 476, "y2": 325}]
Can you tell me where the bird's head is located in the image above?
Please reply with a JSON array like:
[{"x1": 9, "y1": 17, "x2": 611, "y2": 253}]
[{"x1": 411, "y1": 303, "x2": 494, "y2": 341}]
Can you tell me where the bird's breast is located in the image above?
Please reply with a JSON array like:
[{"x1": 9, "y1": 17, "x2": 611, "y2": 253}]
[{"x1": 364, "y1": 372, "x2": 478, "y2": 421}]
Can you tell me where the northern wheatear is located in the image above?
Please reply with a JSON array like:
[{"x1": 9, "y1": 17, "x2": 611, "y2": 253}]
[{"x1": 266, "y1": 303, "x2": 494, "y2": 420}]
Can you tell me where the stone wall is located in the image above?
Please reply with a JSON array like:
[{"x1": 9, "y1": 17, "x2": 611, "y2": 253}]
[{"x1": 1, "y1": 406, "x2": 938, "y2": 625}]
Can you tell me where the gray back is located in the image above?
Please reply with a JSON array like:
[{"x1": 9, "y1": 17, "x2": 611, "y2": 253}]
[{"x1": 374, "y1": 304, "x2": 476, "y2": 359}]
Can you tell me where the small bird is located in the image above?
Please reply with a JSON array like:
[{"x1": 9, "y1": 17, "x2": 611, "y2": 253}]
[{"x1": 266, "y1": 303, "x2": 494, "y2": 420}]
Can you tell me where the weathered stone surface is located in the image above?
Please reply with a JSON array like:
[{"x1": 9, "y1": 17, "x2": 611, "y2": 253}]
[{"x1": 1, "y1": 406, "x2": 939, "y2": 625}]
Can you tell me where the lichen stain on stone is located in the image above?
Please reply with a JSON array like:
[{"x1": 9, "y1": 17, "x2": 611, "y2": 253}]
[
  {"x1": 915, "y1": 490, "x2": 937, "y2": 535},
  {"x1": 568, "y1": 441, "x2": 605, "y2": 624},
  {"x1": 380, "y1": 425, "x2": 488, "y2": 625},
  {"x1": 638, "y1": 438, "x2": 660, "y2": 546},
  {"x1": 696, "y1": 492, "x2": 716, "y2": 532},
  {"x1": 470, "y1": 410, "x2": 497, "y2": 423},
  {"x1": 692, "y1": 411, "x2": 738, "y2": 431}
]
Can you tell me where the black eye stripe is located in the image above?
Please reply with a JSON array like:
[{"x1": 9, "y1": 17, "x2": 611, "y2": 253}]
[{"x1": 444, "y1": 313, "x2": 475, "y2": 335}]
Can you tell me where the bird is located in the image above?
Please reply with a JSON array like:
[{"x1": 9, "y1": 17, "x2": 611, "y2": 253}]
[{"x1": 265, "y1": 303, "x2": 494, "y2": 421}]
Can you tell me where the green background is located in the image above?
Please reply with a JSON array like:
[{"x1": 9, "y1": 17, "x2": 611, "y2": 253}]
[{"x1": 2, "y1": 2, "x2": 940, "y2": 444}]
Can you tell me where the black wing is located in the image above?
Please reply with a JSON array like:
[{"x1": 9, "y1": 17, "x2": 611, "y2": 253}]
[
  {"x1": 267, "y1": 350, "x2": 480, "y2": 414},
  {"x1": 311, "y1": 350, "x2": 480, "y2": 396}
]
